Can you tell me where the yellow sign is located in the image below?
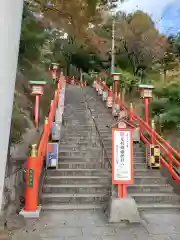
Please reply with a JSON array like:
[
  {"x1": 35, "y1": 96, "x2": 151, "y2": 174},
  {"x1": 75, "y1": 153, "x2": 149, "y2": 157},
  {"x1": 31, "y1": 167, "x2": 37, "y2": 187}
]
[{"x1": 150, "y1": 145, "x2": 160, "y2": 168}]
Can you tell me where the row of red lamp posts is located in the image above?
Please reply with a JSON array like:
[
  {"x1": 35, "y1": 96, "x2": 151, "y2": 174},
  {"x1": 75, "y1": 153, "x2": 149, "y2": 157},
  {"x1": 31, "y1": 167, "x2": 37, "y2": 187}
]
[
  {"x1": 96, "y1": 73, "x2": 154, "y2": 126},
  {"x1": 29, "y1": 63, "x2": 59, "y2": 129}
]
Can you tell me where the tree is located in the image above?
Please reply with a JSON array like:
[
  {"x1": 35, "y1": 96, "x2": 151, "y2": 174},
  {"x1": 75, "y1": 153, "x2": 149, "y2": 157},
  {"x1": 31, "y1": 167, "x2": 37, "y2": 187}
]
[
  {"x1": 115, "y1": 11, "x2": 167, "y2": 76},
  {"x1": 159, "y1": 38, "x2": 178, "y2": 81}
]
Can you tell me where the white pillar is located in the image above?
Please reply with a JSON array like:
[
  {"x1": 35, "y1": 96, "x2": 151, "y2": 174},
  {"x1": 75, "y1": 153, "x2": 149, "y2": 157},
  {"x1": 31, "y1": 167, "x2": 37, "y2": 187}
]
[{"x1": 0, "y1": 1, "x2": 24, "y2": 211}]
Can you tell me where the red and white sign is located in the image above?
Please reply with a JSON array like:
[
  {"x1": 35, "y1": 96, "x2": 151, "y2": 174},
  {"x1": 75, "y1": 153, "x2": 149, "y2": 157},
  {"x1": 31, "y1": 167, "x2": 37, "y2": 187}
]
[
  {"x1": 112, "y1": 128, "x2": 133, "y2": 185},
  {"x1": 31, "y1": 85, "x2": 43, "y2": 95}
]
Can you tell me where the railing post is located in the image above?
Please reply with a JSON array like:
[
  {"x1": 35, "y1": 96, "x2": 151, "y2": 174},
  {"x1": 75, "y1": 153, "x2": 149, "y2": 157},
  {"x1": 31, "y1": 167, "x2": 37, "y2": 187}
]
[
  {"x1": 144, "y1": 98, "x2": 149, "y2": 125},
  {"x1": 24, "y1": 144, "x2": 39, "y2": 212},
  {"x1": 34, "y1": 95, "x2": 40, "y2": 129},
  {"x1": 44, "y1": 117, "x2": 49, "y2": 147},
  {"x1": 106, "y1": 87, "x2": 113, "y2": 108},
  {"x1": 129, "y1": 102, "x2": 134, "y2": 121},
  {"x1": 151, "y1": 119, "x2": 155, "y2": 144},
  {"x1": 118, "y1": 184, "x2": 127, "y2": 198},
  {"x1": 49, "y1": 100, "x2": 54, "y2": 129}
]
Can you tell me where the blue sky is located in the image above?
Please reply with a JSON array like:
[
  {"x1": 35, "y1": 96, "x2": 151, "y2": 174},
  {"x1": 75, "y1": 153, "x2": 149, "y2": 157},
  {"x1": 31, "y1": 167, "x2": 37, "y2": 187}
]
[{"x1": 118, "y1": 0, "x2": 180, "y2": 35}]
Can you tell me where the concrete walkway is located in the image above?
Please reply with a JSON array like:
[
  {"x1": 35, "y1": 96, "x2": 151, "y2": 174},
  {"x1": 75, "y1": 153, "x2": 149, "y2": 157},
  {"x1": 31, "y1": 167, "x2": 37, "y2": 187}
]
[{"x1": 11, "y1": 209, "x2": 180, "y2": 240}]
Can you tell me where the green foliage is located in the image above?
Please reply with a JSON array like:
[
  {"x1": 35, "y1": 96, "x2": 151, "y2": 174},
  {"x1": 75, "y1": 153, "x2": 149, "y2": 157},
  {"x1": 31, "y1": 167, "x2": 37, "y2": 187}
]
[
  {"x1": 19, "y1": 4, "x2": 50, "y2": 66},
  {"x1": 150, "y1": 81, "x2": 180, "y2": 129},
  {"x1": 83, "y1": 73, "x2": 94, "y2": 85},
  {"x1": 106, "y1": 76, "x2": 113, "y2": 87},
  {"x1": 11, "y1": 97, "x2": 28, "y2": 144},
  {"x1": 11, "y1": 2, "x2": 55, "y2": 145},
  {"x1": 116, "y1": 67, "x2": 141, "y2": 88}
]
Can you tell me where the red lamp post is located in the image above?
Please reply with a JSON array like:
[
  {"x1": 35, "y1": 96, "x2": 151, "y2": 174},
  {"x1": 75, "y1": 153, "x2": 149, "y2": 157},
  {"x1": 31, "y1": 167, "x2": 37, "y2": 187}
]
[
  {"x1": 112, "y1": 73, "x2": 120, "y2": 96},
  {"x1": 138, "y1": 84, "x2": 154, "y2": 125},
  {"x1": 111, "y1": 73, "x2": 121, "y2": 117},
  {"x1": 51, "y1": 63, "x2": 59, "y2": 82},
  {"x1": 29, "y1": 81, "x2": 46, "y2": 129}
]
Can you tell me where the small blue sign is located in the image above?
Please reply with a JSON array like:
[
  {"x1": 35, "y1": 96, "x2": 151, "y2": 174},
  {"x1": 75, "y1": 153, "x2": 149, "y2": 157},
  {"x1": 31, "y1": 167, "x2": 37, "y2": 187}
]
[{"x1": 46, "y1": 142, "x2": 58, "y2": 168}]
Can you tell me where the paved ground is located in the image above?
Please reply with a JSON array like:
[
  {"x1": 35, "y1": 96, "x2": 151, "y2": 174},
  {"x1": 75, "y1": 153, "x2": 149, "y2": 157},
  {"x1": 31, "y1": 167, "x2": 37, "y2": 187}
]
[{"x1": 11, "y1": 210, "x2": 180, "y2": 240}]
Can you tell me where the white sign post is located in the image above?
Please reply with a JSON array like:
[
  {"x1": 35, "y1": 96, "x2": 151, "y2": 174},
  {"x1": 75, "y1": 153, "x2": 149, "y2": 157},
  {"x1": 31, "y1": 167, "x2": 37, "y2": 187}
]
[{"x1": 112, "y1": 128, "x2": 133, "y2": 185}]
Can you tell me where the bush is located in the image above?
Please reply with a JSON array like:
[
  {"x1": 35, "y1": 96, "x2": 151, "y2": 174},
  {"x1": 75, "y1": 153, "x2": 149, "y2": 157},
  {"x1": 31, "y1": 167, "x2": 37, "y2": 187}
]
[
  {"x1": 151, "y1": 80, "x2": 180, "y2": 129},
  {"x1": 83, "y1": 73, "x2": 94, "y2": 85}
]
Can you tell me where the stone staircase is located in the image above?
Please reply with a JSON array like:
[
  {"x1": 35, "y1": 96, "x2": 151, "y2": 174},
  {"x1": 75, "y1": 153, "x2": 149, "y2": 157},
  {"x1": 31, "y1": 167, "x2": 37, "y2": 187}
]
[
  {"x1": 42, "y1": 85, "x2": 111, "y2": 211},
  {"x1": 84, "y1": 87, "x2": 180, "y2": 212},
  {"x1": 42, "y1": 84, "x2": 180, "y2": 212}
]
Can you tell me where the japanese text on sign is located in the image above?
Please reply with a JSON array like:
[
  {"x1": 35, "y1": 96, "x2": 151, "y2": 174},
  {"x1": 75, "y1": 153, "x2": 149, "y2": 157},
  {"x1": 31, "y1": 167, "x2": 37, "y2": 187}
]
[{"x1": 28, "y1": 168, "x2": 34, "y2": 188}]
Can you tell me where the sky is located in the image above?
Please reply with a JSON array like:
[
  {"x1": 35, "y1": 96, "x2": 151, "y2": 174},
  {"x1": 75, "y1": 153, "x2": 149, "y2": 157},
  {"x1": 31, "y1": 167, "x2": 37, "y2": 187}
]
[{"x1": 118, "y1": 0, "x2": 180, "y2": 35}]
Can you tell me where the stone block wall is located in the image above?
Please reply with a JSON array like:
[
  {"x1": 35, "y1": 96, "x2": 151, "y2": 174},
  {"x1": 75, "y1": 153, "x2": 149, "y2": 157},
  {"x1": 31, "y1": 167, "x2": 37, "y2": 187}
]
[
  {"x1": 3, "y1": 159, "x2": 25, "y2": 218},
  {"x1": 0, "y1": 128, "x2": 41, "y2": 229}
]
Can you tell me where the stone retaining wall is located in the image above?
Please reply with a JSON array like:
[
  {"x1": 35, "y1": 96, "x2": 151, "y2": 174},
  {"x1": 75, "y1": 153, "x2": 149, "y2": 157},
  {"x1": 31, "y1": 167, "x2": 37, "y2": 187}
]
[{"x1": 0, "y1": 128, "x2": 41, "y2": 229}]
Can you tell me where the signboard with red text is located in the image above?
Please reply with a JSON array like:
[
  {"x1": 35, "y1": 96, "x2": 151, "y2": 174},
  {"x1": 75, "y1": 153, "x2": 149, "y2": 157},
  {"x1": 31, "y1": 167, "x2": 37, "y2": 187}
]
[{"x1": 112, "y1": 128, "x2": 133, "y2": 185}]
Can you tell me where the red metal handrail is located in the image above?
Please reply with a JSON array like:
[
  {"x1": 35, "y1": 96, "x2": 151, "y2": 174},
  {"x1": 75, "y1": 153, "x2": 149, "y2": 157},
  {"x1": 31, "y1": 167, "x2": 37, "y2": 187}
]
[
  {"x1": 96, "y1": 78, "x2": 180, "y2": 183},
  {"x1": 24, "y1": 76, "x2": 64, "y2": 212}
]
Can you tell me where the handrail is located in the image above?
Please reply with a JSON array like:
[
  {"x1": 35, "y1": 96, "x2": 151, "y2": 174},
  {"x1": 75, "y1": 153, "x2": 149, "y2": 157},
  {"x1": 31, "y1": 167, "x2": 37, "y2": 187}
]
[
  {"x1": 80, "y1": 85, "x2": 111, "y2": 169},
  {"x1": 96, "y1": 77, "x2": 180, "y2": 183},
  {"x1": 23, "y1": 76, "x2": 64, "y2": 212}
]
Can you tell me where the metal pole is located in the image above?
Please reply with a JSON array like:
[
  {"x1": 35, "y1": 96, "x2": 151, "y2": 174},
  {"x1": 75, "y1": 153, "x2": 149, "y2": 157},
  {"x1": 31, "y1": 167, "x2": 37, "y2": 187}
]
[
  {"x1": 111, "y1": 18, "x2": 115, "y2": 74},
  {"x1": 0, "y1": 0, "x2": 24, "y2": 212},
  {"x1": 34, "y1": 95, "x2": 40, "y2": 129}
]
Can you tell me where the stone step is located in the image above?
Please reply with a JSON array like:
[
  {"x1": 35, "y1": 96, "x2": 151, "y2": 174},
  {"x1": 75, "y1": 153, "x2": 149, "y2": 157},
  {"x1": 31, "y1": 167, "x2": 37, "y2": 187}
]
[
  {"x1": 43, "y1": 184, "x2": 110, "y2": 194},
  {"x1": 62, "y1": 124, "x2": 93, "y2": 132},
  {"x1": 93, "y1": 128, "x2": 111, "y2": 132},
  {"x1": 59, "y1": 144, "x2": 96, "y2": 149},
  {"x1": 133, "y1": 158, "x2": 146, "y2": 163},
  {"x1": 133, "y1": 163, "x2": 147, "y2": 169},
  {"x1": 58, "y1": 146, "x2": 100, "y2": 152},
  {"x1": 60, "y1": 135, "x2": 91, "y2": 140},
  {"x1": 134, "y1": 169, "x2": 161, "y2": 177},
  {"x1": 47, "y1": 169, "x2": 111, "y2": 177},
  {"x1": 134, "y1": 176, "x2": 167, "y2": 185},
  {"x1": 58, "y1": 156, "x2": 100, "y2": 162},
  {"x1": 42, "y1": 193, "x2": 108, "y2": 204},
  {"x1": 138, "y1": 203, "x2": 180, "y2": 211},
  {"x1": 128, "y1": 184, "x2": 173, "y2": 193},
  {"x1": 65, "y1": 130, "x2": 92, "y2": 134},
  {"x1": 131, "y1": 192, "x2": 180, "y2": 204},
  {"x1": 58, "y1": 161, "x2": 102, "y2": 169},
  {"x1": 59, "y1": 150, "x2": 100, "y2": 157},
  {"x1": 42, "y1": 203, "x2": 103, "y2": 211},
  {"x1": 60, "y1": 140, "x2": 91, "y2": 145},
  {"x1": 64, "y1": 121, "x2": 90, "y2": 124},
  {"x1": 45, "y1": 176, "x2": 110, "y2": 185},
  {"x1": 59, "y1": 138, "x2": 99, "y2": 143}
]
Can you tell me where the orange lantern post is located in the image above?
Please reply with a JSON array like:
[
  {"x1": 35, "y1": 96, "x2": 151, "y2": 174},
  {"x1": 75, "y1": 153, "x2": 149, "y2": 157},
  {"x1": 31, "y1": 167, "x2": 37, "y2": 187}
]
[
  {"x1": 51, "y1": 63, "x2": 59, "y2": 83},
  {"x1": 138, "y1": 84, "x2": 154, "y2": 125},
  {"x1": 29, "y1": 81, "x2": 46, "y2": 129},
  {"x1": 111, "y1": 73, "x2": 120, "y2": 117}
]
